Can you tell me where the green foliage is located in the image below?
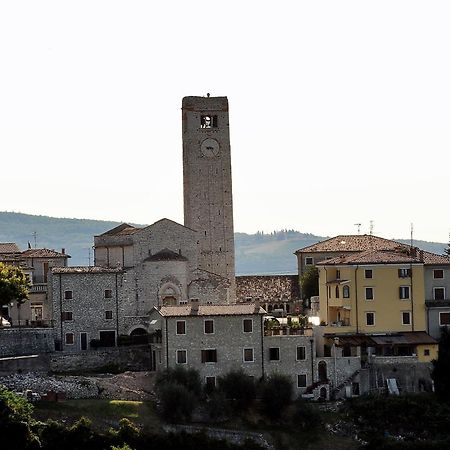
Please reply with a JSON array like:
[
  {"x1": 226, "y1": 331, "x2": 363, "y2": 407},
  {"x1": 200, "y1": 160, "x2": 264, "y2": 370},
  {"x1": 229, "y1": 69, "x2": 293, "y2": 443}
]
[
  {"x1": 217, "y1": 369, "x2": 256, "y2": 412},
  {"x1": 111, "y1": 445, "x2": 133, "y2": 450},
  {"x1": 290, "y1": 398, "x2": 322, "y2": 432},
  {"x1": 155, "y1": 366, "x2": 202, "y2": 397},
  {"x1": 432, "y1": 328, "x2": 450, "y2": 401},
  {"x1": 300, "y1": 266, "x2": 319, "y2": 300},
  {"x1": 158, "y1": 382, "x2": 197, "y2": 423},
  {"x1": 205, "y1": 391, "x2": 231, "y2": 421},
  {"x1": 344, "y1": 394, "x2": 450, "y2": 445},
  {"x1": 261, "y1": 373, "x2": 293, "y2": 420},
  {"x1": 0, "y1": 384, "x2": 34, "y2": 422},
  {"x1": 0, "y1": 262, "x2": 30, "y2": 309}
]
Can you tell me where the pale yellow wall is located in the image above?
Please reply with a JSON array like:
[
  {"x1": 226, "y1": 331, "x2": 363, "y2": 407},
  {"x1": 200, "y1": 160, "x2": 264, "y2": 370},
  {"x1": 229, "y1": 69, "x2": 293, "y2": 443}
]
[
  {"x1": 319, "y1": 264, "x2": 427, "y2": 335},
  {"x1": 417, "y1": 343, "x2": 438, "y2": 363}
]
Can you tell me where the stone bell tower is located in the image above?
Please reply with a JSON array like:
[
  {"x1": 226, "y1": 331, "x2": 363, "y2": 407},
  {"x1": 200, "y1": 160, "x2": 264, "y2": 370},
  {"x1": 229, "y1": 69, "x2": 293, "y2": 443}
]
[{"x1": 182, "y1": 95, "x2": 235, "y2": 301}]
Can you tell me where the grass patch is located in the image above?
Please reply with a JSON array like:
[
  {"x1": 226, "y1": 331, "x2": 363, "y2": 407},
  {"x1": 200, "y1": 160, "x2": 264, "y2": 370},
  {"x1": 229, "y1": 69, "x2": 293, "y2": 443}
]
[{"x1": 33, "y1": 399, "x2": 161, "y2": 433}]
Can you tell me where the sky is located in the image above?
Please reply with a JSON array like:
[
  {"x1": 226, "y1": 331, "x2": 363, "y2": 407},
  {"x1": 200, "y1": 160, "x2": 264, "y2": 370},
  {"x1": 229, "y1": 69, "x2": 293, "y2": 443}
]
[{"x1": 1, "y1": 1, "x2": 449, "y2": 243}]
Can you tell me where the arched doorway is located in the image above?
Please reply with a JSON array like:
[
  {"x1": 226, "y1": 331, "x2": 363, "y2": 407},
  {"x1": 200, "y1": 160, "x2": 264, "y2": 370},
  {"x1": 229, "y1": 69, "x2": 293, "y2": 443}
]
[
  {"x1": 318, "y1": 360, "x2": 327, "y2": 382},
  {"x1": 319, "y1": 387, "x2": 327, "y2": 400}
]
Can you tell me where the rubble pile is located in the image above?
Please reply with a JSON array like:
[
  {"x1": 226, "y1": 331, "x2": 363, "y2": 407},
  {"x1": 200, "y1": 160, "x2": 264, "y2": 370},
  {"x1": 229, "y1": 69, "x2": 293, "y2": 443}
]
[{"x1": 0, "y1": 372, "x2": 99, "y2": 399}]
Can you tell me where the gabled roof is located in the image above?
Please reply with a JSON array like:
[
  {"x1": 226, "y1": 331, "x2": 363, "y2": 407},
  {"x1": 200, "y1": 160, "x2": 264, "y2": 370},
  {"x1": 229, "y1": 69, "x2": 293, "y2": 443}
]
[
  {"x1": 21, "y1": 248, "x2": 70, "y2": 258},
  {"x1": 317, "y1": 249, "x2": 422, "y2": 266},
  {"x1": 99, "y1": 223, "x2": 140, "y2": 236},
  {"x1": 144, "y1": 248, "x2": 188, "y2": 262},
  {"x1": 295, "y1": 234, "x2": 409, "y2": 254},
  {"x1": 0, "y1": 243, "x2": 21, "y2": 254},
  {"x1": 139, "y1": 218, "x2": 197, "y2": 234},
  {"x1": 155, "y1": 304, "x2": 266, "y2": 317}
]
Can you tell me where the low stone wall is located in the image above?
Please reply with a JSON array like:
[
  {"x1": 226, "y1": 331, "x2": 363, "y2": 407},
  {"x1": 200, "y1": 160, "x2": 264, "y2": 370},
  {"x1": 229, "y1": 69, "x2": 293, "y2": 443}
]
[
  {"x1": 50, "y1": 345, "x2": 151, "y2": 373},
  {"x1": 0, "y1": 328, "x2": 55, "y2": 357},
  {"x1": 0, "y1": 355, "x2": 50, "y2": 374}
]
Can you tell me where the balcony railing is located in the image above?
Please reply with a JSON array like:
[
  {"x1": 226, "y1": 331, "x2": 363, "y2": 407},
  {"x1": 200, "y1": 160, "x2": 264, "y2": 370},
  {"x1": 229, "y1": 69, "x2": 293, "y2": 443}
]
[
  {"x1": 3, "y1": 319, "x2": 54, "y2": 328},
  {"x1": 264, "y1": 326, "x2": 313, "y2": 337},
  {"x1": 30, "y1": 284, "x2": 47, "y2": 293}
]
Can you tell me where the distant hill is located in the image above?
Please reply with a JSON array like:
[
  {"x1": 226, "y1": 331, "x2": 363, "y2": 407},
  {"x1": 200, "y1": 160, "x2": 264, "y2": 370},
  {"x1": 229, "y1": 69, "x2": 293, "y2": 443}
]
[{"x1": 0, "y1": 212, "x2": 447, "y2": 275}]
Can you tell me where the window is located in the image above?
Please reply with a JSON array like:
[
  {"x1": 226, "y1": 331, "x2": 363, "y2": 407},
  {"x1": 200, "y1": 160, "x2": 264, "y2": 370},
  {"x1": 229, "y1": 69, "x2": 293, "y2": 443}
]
[
  {"x1": 335, "y1": 286, "x2": 340, "y2": 298},
  {"x1": 204, "y1": 320, "x2": 214, "y2": 334},
  {"x1": 269, "y1": 347, "x2": 280, "y2": 361},
  {"x1": 205, "y1": 376, "x2": 216, "y2": 390},
  {"x1": 104, "y1": 289, "x2": 113, "y2": 298},
  {"x1": 399, "y1": 286, "x2": 410, "y2": 300},
  {"x1": 433, "y1": 269, "x2": 444, "y2": 279},
  {"x1": 402, "y1": 311, "x2": 411, "y2": 325},
  {"x1": 243, "y1": 348, "x2": 254, "y2": 362},
  {"x1": 243, "y1": 319, "x2": 253, "y2": 333},
  {"x1": 201, "y1": 349, "x2": 217, "y2": 363},
  {"x1": 398, "y1": 268, "x2": 411, "y2": 278},
  {"x1": 297, "y1": 374, "x2": 307, "y2": 388},
  {"x1": 364, "y1": 269, "x2": 373, "y2": 279},
  {"x1": 64, "y1": 290, "x2": 73, "y2": 300},
  {"x1": 439, "y1": 312, "x2": 450, "y2": 325},
  {"x1": 424, "y1": 349, "x2": 430, "y2": 356},
  {"x1": 200, "y1": 115, "x2": 218, "y2": 128},
  {"x1": 434, "y1": 287, "x2": 445, "y2": 300},
  {"x1": 365, "y1": 287, "x2": 374, "y2": 300},
  {"x1": 343, "y1": 285, "x2": 350, "y2": 298},
  {"x1": 105, "y1": 310, "x2": 113, "y2": 320},
  {"x1": 65, "y1": 333, "x2": 74, "y2": 345},
  {"x1": 305, "y1": 257, "x2": 314, "y2": 265},
  {"x1": 366, "y1": 312, "x2": 375, "y2": 326},
  {"x1": 176, "y1": 320, "x2": 186, "y2": 335},
  {"x1": 176, "y1": 350, "x2": 187, "y2": 364},
  {"x1": 62, "y1": 311, "x2": 73, "y2": 321},
  {"x1": 336, "y1": 270, "x2": 341, "y2": 280},
  {"x1": 296, "y1": 346, "x2": 306, "y2": 361}
]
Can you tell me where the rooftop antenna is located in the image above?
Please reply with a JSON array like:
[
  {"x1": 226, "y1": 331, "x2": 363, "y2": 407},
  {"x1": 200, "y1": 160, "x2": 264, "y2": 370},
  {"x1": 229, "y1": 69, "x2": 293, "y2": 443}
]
[
  {"x1": 410, "y1": 223, "x2": 414, "y2": 248},
  {"x1": 32, "y1": 231, "x2": 37, "y2": 248},
  {"x1": 369, "y1": 220, "x2": 374, "y2": 236},
  {"x1": 354, "y1": 223, "x2": 362, "y2": 234}
]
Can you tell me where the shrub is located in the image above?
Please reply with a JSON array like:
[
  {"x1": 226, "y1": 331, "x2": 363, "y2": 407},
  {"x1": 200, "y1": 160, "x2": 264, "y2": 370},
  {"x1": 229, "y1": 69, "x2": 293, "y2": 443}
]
[
  {"x1": 159, "y1": 382, "x2": 197, "y2": 422},
  {"x1": 290, "y1": 398, "x2": 322, "y2": 432},
  {"x1": 217, "y1": 370, "x2": 256, "y2": 412},
  {"x1": 261, "y1": 374, "x2": 293, "y2": 420},
  {"x1": 155, "y1": 366, "x2": 202, "y2": 397}
]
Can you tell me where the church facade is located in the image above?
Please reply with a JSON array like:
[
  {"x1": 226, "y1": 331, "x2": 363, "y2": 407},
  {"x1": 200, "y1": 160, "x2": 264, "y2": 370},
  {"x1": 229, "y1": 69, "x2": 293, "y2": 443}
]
[{"x1": 50, "y1": 96, "x2": 237, "y2": 351}]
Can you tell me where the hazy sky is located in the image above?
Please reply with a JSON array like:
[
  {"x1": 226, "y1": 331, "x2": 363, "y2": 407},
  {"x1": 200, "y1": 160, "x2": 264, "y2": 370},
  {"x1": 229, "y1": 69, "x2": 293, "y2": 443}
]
[{"x1": 1, "y1": 1, "x2": 449, "y2": 243}]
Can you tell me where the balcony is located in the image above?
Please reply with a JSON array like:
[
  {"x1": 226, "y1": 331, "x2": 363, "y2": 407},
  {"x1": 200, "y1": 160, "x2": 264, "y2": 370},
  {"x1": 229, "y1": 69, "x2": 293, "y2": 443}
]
[
  {"x1": 426, "y1": 298, "x2": 450, "y2": 307},
  {"x1": 30, "y1": 284, "x2": 47, "y2": 293}
]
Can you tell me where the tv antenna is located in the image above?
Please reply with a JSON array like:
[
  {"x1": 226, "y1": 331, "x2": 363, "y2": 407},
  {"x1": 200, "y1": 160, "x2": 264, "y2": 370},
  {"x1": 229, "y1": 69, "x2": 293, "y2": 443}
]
[
  {"x1": 369, "y1": 220, "x2": 374, "y2": 236},
  {"x1": 32, "y1": 231, "x2": 37, "y2": 248},
  {"x1": 354, "y1": 223, "x2": 362, "y2": 234}
]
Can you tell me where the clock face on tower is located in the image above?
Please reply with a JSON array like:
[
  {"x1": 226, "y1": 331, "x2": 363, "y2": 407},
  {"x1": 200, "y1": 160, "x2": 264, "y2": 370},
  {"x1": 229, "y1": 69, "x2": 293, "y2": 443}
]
[{"x1": 201, "y1": 138, "x2": 220, "y2": 158}]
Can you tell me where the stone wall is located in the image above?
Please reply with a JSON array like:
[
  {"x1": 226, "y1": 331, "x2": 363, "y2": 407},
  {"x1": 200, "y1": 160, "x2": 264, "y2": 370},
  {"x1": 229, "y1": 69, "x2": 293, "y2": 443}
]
[
  {"x1": 236, "y1": 275, "x2": 300, "y2": 303},
  {"x1": 50, "y1": 345, "x2": 151, "y2": 373},
  {"x1": 0, "y1": 328, "x2": 55, "y2": 357}
]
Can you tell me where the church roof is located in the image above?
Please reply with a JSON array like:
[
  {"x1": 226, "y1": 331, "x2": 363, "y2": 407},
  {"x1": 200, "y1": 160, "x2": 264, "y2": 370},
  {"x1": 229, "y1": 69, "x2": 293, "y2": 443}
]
[
  {"x1": 99, "y1": 223, "x2": 140, "y2": 236},
  {"x1": 52, "y1": 266, "x2": 122, "y2": 274},
  {"x1": 145, "y1": 248, "x2": 188, "y2": 262}
]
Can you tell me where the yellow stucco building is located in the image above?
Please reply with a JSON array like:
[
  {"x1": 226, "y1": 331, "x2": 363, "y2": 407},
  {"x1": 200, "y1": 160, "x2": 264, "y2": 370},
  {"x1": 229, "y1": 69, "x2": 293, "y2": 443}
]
[{"x1": 317, "y1": 248, "x2": 437, "y2": 362}]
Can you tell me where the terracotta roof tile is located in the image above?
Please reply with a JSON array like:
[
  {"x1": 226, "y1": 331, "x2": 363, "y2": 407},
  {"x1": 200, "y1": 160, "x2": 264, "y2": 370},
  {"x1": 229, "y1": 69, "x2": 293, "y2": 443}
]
[
  {"x1": 295, "y1": 235, "x2": 409, "y2": 254},
  {"x1": 318, "y1": 249, "x2": 422, "y2": 265},
  {"x1": 421, "y1": 250, "x2": 450, "y2": 266},
  {"x1": 0, "y1": 243, "x2": 21, "y2": 254},
  {"x1": 52, "y1": 266, "x2": 122, "y2": 274},
  {"x1": 22, "y1": 248, "x2": 69, "y2": 258}
]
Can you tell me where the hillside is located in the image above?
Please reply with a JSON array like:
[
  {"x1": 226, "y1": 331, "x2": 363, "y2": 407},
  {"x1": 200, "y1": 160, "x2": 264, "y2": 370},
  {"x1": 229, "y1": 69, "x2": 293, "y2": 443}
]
[{"x1": 0, "y1": 212, "x2": 447, "y2": 275}]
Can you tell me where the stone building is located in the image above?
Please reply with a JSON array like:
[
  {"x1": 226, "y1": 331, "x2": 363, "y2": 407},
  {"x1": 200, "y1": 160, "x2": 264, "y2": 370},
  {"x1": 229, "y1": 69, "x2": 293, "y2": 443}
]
[
  {"x1": 0, "y1": 244, "x2": 69, "y2": 327},
  {"x1": 236, "y1": 275, "x2": 301, "y2": 315}
]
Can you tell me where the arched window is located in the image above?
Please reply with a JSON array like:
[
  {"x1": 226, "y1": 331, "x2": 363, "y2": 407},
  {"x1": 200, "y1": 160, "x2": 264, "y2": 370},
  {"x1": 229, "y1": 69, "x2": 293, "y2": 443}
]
[
  {"x1": 335, "y1": 286, "x2": 340, "y2": 299},
  {"x1": 318, "y1": 361, "x2": 327, "y2": 382},
  {"x1": 343, "y1": 285, "x2": 350, "y2": 298}
]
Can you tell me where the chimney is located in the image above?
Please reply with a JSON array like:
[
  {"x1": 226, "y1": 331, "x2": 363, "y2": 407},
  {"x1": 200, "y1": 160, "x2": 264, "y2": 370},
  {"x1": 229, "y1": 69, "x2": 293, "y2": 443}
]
[
  {"x1": 190, "y1": 298, "x2": 199, "y2": 315},
  {"x1": 254, "y1": 300, "x2": 260, "y2": 313},
  {"x1": 61, "y1": 248, "x2": 65, "y2": 255}
]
